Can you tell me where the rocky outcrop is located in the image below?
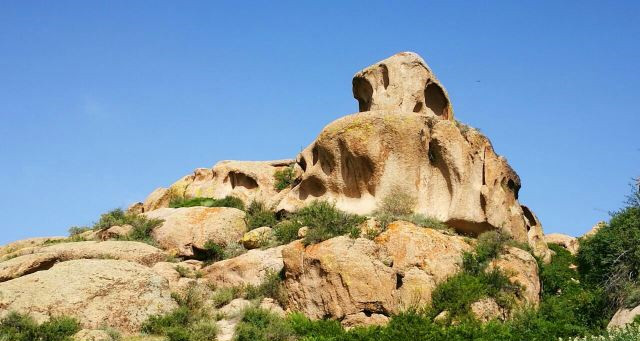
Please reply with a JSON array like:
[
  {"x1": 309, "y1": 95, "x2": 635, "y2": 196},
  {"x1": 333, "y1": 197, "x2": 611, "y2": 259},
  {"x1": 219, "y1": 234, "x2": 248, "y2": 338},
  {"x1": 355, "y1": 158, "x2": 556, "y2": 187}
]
[
  {"x1": 203, "y1": 245, "x2": 285, "y2": 288},
  {"x1": 0, "y1": 259, "x2": 177, "y2": 333},
  {"x1": 489, "y1": 246, "x2": 540, "y2": 306},
  {"x1": 140, "y1": 160, "x2": 296, "y2": 212},
  {"x1": 0, "y1": 236, "x2": 65, "y2": 259},
  {"x1": 240, "y1": 226, "x2": 274, "y2": 249},
  {"x1": 522, "y1": 205, "x2": 552, "y2": 263},
  {"x1": 0, "y1": 241, "x2": 167, "y2": 282},
  {"x1": 544, "y1": 233, "x2": 580, "y2": 255},
  {"x1": 582, "y1": 221, "x2": 605, "y2": 239},
  {"x1": 144, "y1": 207, "x2": 247, "y2": 257}
]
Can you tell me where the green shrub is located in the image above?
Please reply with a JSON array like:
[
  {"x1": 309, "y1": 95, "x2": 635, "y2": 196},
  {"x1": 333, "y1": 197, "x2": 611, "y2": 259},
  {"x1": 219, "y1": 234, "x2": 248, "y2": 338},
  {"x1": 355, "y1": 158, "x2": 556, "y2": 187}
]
[
  {"x1": 223, "y1": 241, "x2": 247, "y2": 259},
  {"x1": 274, "y1": 165, "x2": 296, "y2": 191},
  {"x1": 294, "y1": 201, "x2": 366, "y2": 245},
  {"x1": 195, "y1": 240, "x2": 225, "y2": 263},
  {"x1": 377, "y1": 188, "x2": 417, "y2": 216},
  {"x1": 92, "y1": 208, "x2": 163, "y2": 244},
  {"x1": 246, "y1": 201, "x2": 278, "y2": 230},
  {"x1": 234, "y1": 307, "x2": 295, "y2": 341},
  {"x1": 0, "y1": 311, "x2": 80, "y2": 341},
  {"x1": 273, "y1": 220, "x2": 303, "y2": 244},
  {"x1": 245, "y1": 270, "x2": 287, "y2": 306},
  {"x1": 67, "y1": 226, "x2": 91, "y2": 236},
  {"x1": 169, "y1": 195, "x2": 245, "y2": 210},
  {"x1": 212, "y1": 286, "x2": 242, "y2": 308}
]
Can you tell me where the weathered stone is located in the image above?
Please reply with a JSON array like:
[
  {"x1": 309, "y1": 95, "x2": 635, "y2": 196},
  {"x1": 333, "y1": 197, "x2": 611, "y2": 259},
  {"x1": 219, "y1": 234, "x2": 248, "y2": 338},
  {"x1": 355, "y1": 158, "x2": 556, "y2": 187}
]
[
  {"x1": 203, "y1": 246, "x2": 284, "y2": 288},
  {"x1": 608, "y1": 304, "x2": 640, "y2": 329},
  {"x1": 0, "y1": 259, "x2": 177, "y2": 333},
  {"x1": 489, "y1": 246, "x2": 540, "y2": 306},
  {"x1": 341, "y1": 312, "x2": 389, "y2": 329},
  {"x1": 470, "y1": 298, "x2": 504, "y2": 323},
  {"x1": 240, "y1": 226, "x2": 274, "y2": 249},
  {"x1": 521, "y1": 205, "x2": 552, "y2": 263},
  {"x1": 97, "y1": 225, "x2": 133, "y2": 241},
  {"x1": 544, "y1": 233, "x2": 579, "y2": 255},
  {"x1": 72, "y1": 329, "x2": 113, "y2": 341},
  {"x1": 259, "y1": 298, "x2": 285, "y2": 317},
  {"x1": 144, "y1": 207, "x2": 247, "y2": 257},
  {"x1": 582, "y1": 221, "x2": 606, "y2": 239},
  {"x1": 0, "y1": 236, "x2": 65, "y2": 258},
  {"x1": 219, "y1": 298, "x2": 252, "y2": 318}
]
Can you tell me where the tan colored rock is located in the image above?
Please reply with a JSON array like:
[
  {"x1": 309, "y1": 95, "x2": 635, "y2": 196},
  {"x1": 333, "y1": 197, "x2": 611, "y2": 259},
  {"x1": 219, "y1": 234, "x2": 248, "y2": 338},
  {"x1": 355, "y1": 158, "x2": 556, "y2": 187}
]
[
  {"x1": 203, "y1": 245, "x2": 284, "y2": 288},
  {"x1": 144, "y1": 207, "x2": 247, "y2": 257},
  {"x1": 608, "y1": 304, "x2": 640, "y2": 329},
  {"x1": 219, "y1": 298, "x2": 252, "y2": 318},
  {"x1": 521, "y1": 205, "x2": 552, "y2": 263},
  {"x1": 375, "y1": 221, "x2": 472, "y2": 308},
  {"x1": 277, "y1": 110, "x2": 530, "y2": 243},
  {"x1": 341, "y1": 312, "x2": 389, "y2": 329},
  {"x1": 297, "y1": 226, "x2": 309, "y2": 238},
  {"x1": 0, "y1": 241, "x2": 168, "y2": 282},
  {"x1": 544, "y1": 233, "x2": 579, "y2": 255},
  {"x1": 352, "y1": 52, "x2": 453, "y2": 120},
  {"x1": 240, "y1": 226, "x2": 274, "y2": 249},
  {"x1": 0, "y1": 259, "x2": 177, "y2": 333},
  {"x1": 0, "y1": 236, "x2": 65, "y2": 258},
  {"x1": 73, "y1": 329, "x2": 113, "y2": 341},
  {"x1": 216, "y1": 319, "x2": 237, "y2": 341},
  {"x1": 97, "y1": 225, "x2": 133, "y2": 241},
  {"x1": 142, "y1": 187, "x2": 173, "y2": 212},
  {"x1": 127, "y1": 202, "x2": 145, "y2": 215},
  {"x1": 282, "y1": 237, "x2": 396, "y2": 320},
  {"x1": 259, "y1": 298, "x2": 285, "y2": 317},
  {"x1": 583, "y1": 221, "x2": 606, "y2": 239},
  {"x1": 152, "y1": 262, "x2": 181, "y2": 287},
  {"x1": 470, "y1": 298, "x2": 504, "y2": 323},
  {"x1": 488, "y1": 246, "x2": 540, "y2": 306}
]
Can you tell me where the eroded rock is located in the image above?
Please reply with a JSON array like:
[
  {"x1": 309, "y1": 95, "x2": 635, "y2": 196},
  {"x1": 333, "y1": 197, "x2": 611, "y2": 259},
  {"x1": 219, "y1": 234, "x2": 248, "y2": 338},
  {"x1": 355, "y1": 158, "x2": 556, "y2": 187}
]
[
  {"x1": 544, "y1": 233, "x2": 579, "y2": 255},
  {"x1": 203, "y1": 245, "x2": 284, "y2": 288},
  {"x1": 489, "y1": 246, "x2": 540, "y2": 306}
]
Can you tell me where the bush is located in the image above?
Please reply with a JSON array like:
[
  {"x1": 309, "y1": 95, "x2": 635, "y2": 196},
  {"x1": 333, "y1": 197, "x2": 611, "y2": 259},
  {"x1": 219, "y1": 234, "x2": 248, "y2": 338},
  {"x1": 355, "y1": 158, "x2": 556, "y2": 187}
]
[
  {"x1": 577, "y1": 185, "x2": 640, "y2": 309},
  {"x1": 67, "y1": 226, "x2": 91, "y2": 236},
  {"x1": 169, "y1": 195, "x2": 245, "y2": 210},
  {"x1": 245, "y1": 270, "x2": 287, "y2": 306},
  {"x1": 223, "y1": 241, "x2": 247, "y2": 259},
  {"x1": 294, "y1": 201, "x2": 366, "y2": 245},
  {"x1": 92, "y1": 208, "x2": 163, "y2": 244},
  {"x1": 0, "y1": 311, "x2": 80, "y2": 341},
  {"x1": 234, "y1": 307, "x2": 295, "y2": 341},
  {"x1": 273, "y1": 220, "x2": 303, "y2": 244},
  {"x1": 246, "y1": 201, "x2": 278, "y2": 230},
  {"x1": 194, "y1": 240, "x2": 225, "y2": 263},
  {"x1": 211, "y1": 286, "x2": 242, "y2": 308},
  {"x1": 377, "y1": 188, "x2": 417, "y2": 216},
  {"x1": 274, "y1": 165, "x2": 296, "y2": 191}
]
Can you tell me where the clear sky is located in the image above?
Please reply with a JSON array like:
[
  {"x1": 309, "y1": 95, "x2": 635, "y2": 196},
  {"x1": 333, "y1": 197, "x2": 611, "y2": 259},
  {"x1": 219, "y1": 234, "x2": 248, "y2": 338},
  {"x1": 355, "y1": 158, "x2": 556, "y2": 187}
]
[{"x1": 1, "y1": 1, "x2": 638, "y2": 245}]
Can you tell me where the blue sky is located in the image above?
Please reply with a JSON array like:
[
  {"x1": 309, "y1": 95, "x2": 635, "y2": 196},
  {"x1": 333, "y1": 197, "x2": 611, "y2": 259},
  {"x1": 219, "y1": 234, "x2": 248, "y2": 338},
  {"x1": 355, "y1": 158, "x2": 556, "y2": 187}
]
[{"x1": 0, "y1": 1, "x2": 638, "y2": 245}]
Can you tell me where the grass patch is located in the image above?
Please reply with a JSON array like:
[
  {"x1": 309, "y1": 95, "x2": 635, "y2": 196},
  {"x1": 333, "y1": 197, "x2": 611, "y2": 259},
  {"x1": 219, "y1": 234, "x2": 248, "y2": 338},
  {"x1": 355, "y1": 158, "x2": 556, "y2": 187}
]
[
  {"x1": 292, "y1": 201, "x2": 366, "y2": 245},
  {"x1": 0, "y1": 311, "x2": 80, "y2": 341},
  {"x1": 169, "y1": 196, "x2": 245, "y2": 210},
  {"x1": 274, "y1": 165, "x2": 296, "y2": 191},
  {"x1": 246, "y1": 201, "x2": 278, "y2": 230},
  {"x1": 234, "y1": 307, "x2": 295, "y2": 341},
  {"x1": 273, "y1": 220, "x2": 303, "y2": 244},
  {"x1": 91, "y1": 208, "x2": 164, "y2": 245}
]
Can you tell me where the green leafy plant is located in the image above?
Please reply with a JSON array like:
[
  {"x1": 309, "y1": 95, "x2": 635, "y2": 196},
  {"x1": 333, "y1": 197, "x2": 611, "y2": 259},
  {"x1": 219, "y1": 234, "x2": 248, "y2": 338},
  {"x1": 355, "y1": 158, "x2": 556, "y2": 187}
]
[
  {"x1": 169, "y1": 195, "x2": 245, "y2": 210},
  {"x1": 293, "y1": 200, "x2": 366, "y2": 245},
  {"x1": 234, "y1": 307, "x2": 295, "y2": 341},
  {"x1": 273, "y1": 220, "x2": 303, "y2": 244},
  {"x1": 0, "y1": 311, "x2": 80, "y2": 341},
  {"x1": 91, "y1": 208, "x2": 163, "y2": 245},
  {"x1": 274, "y1": 165, "x2": 296, "y2": 191},
  {"x1": 195, "y1": 240, "x2": 225, "y2": 263},
  {"x1": 67, "y1": 226, "x2": 91, "y2": 236},
  {"x1": 245, "y1": 201, "x2": 278, "y2": 230}
]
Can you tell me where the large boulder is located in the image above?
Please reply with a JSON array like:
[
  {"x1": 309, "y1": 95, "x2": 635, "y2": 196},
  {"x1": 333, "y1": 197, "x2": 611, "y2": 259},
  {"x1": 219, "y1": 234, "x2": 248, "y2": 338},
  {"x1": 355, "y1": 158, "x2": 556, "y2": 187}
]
[
  {"x1": 141, "y1": 159, "x2": 296, "y2": 212},
  {"x1": 0, "y1": 236, "x2": 65, "y2": 259},
  {"x1": 608, "y1": 304, "x2": 640, "y2": 329},
  {"x1": 544, "y1": 233, "x2": 579, "y2": 255},
  {"x1": 277, "y1": 110, "x2": 529, "y2": 242},
  {"x1": 0, "y1": 259, "x2": 177, "y2": 333},
  {"x1": 144, "y1": 207, "x2": 247, "y2": 257},
  {"x1": 282, "y1": 237, "x2": 396, "y2": 320},
  {"x1": 203, "y1": 245, "x2": 285, "y2": 288},
  {"x1": 0, "y1": 241, "x2": 167, "y2": 282}
]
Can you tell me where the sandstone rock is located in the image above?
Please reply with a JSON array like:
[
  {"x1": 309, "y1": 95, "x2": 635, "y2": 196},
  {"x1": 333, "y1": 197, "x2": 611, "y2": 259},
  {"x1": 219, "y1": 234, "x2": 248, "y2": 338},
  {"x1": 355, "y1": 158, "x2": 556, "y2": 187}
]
[
  {"x1": 127, "y1": 202, "x2": 145, "y2": 214},
  {"x1": 216, "y1": 319, "x2": 237, "y2": 341},
  {"x1": 352, "y1": 52, "x2": 453, "y2": 120},
  {"x1": 152, "y1": 262, "x2": 181, "y2": 288},
  {"x1": 470, "y1": 298, "x2": 504, "y2": 323},
  {"x1": 144, "y1": 207, "x2": 247, "y2": 257},
  {"x1": 97, "y1": 224, "x2": 133, "y2": 240},
  {"x1": 0, "y1": 236, "x2": 65, "y2": 258},
  {"x1": 341, "y1": 312, "x2": 389, "y2": 329},
  {"x1": 203, "y1": 245, "x2": 284, "y2": 288},
  {"x1": 259, "y1": 297, "x2": 285, "y2": 317},
  {"x1": 489, "y1": 246, "x2": 540, "y2": 306},
  {"x1": 73, "y1": 329, "x2": 113, "y2": 341},
  {"x1": 282, "y1": 237, "x2": 396, "y2": 320},
  {"x1": 297, "y1": 226, "x2": 309, "y2": 238},
  {"x1": 521, "y1": 205, "x2": 552, "y2": 263},
  {"x1": 433, "y1": 311, "x2": 450, "y2": 324},
  {"x1": 582, "y1": 221, "x2": 606, "y2": 239},
  {"x1": 0, "y1": 241, "x2": 167, "y2": 282},
  {"x1": 240, "y1": 226, "x2": 274, "y2": 249},
  {"x1": 375, "y1": 221, "x2": 472, "y2": 308},
  {"x1": 0, "y1": 259, "x2": 177, "y2": 333},
  {"x1": 141, "y1": 160, "x2": 297, "y2": 212},
  {"x1": 608, "y1": 304, "x2": 640, "y2": 329},
  {"x1": 277, "y1": 110, "x2": 530, "y2": 243},
  {"x1": 219, "y1": 298, "x2": 252, "y2": 318},
  {"x1": 544, "y1": 233, "x2": 579, "y2": 255}
]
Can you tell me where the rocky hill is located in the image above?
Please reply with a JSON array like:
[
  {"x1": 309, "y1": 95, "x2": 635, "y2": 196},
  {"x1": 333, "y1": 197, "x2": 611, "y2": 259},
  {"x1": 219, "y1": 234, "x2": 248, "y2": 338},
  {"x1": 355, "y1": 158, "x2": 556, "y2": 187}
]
[{"x1": 1, "y1": 52, "x2": 637, "y2": 341}]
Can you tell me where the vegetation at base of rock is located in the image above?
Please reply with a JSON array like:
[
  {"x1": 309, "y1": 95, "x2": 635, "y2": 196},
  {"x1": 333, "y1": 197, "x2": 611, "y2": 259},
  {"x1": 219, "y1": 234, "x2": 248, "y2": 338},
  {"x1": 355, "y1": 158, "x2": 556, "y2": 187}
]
[
  {"x1": 294, "y1": 201, "x2": 366, "y2": 245},
  {"x1": 577, "y1": 184, "x2": 640, "y2": 310},
  {"x1": 244, "y1": 270, "x2": 287, "y2": 307},
  {"x1": 169, "y1": 195, "x2": 245, "y2": 210},
  {"x1": 195, "y1": 240, "x2": 225, "y2": 263},
  {"x1": 67, "y1": 225, "x2": 91, "y2": 236},
  {"x1": 141, "y1": 288, "x2": 217, "y2": 341},
  {"x1": 274, "y1": 165, "x2": 297, "y2": 191},
  {"x1": 0, "y1": 311, "x2": 80, "y2": 341},
  {"x1": 92, "y1": 208, "x2": 164, "y2": 244},
  {"x1": 562, "y1": 324, "x2": 640, "y2": 341},
  {"x1": 373, "y1": 188, "x2": 451, "y2": 232},
  {"x1": 245, "y1": 201, "x2": 278, "y2": 230},
  {"x1": 235, "y1": 307, "x2": 295, "y2": 341}
]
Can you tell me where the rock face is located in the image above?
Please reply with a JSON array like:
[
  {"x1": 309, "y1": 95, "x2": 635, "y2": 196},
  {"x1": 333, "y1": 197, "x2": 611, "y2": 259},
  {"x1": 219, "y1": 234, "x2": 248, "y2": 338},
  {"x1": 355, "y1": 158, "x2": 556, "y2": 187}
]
[
  {"x1": 608, "y1": 304, "x2": 640, "y2": 329},
  {"x1": 489, "y1": 246, "x2": 540, "y2": 306},
  {"x1": 0, "y1": 259, "x2": 177, "y2": 333},
  {"x1": 352, "y1": 52, "x2": 453, "y2": 120},
  {"x1": 203, "y1": 246, "x2": 285, "y2": 287},
  {"x1": 141, "y1": 160, "x2": 296, "y2": 212},
  {"x1": 582, "y1": 221, "x2": 605, "y2": 239},
  {"x1": 544, "y1": 233, "x2": 580, "y2": 255},
  {"x1": 522, "y1": 205, "x2": 552, "y2": 263},
  {"x1": 0, "y1": 241, "x2": 167, "y2": 282},
  {"x1": 144, "y1": 207, "x2": 247, "y2": 257}
]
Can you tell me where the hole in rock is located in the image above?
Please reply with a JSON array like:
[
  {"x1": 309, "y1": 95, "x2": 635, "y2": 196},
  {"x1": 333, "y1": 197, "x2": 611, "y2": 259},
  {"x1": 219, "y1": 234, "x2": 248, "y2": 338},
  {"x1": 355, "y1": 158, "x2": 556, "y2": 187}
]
[
  {"x1": 396, "y1": 273, "x2": 404, "y2": 289},
  {"x1": 413, "y1": 101, "x2": 423, "y2": 113},
  {"x1": 228, "y1": 171, "x2": 258, "y2": 190},
  {"x1": 339, "y1": 140, "x2": 375, "y2": 198},
  {"x1": 521, "y1": 206, "x2": 537, "y2": 229},
  {"x1": 298, "y1": 176, "x2": 327, "y2": 200},
  {"x1": 506, "y1": 178, "x2": 520, "y2": 199},
  {"x1": 363, "y1": 310, "x2": 373, "y2": 317},
  {"x1": 424, "y1": 82, "x2": 450, "y2": 118},
  {"x1": 446, "y1": 219, "x2": 494, "y2": 237},
  {"x1": 379, "y1": 64, "x2": 389, "y2": 89},
  {"x1": 298, "y1": 156, "x2": 307, "y2": 172},
  {"x1": 353, "y1": 77, "x2": 373, "y2": 112}
]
